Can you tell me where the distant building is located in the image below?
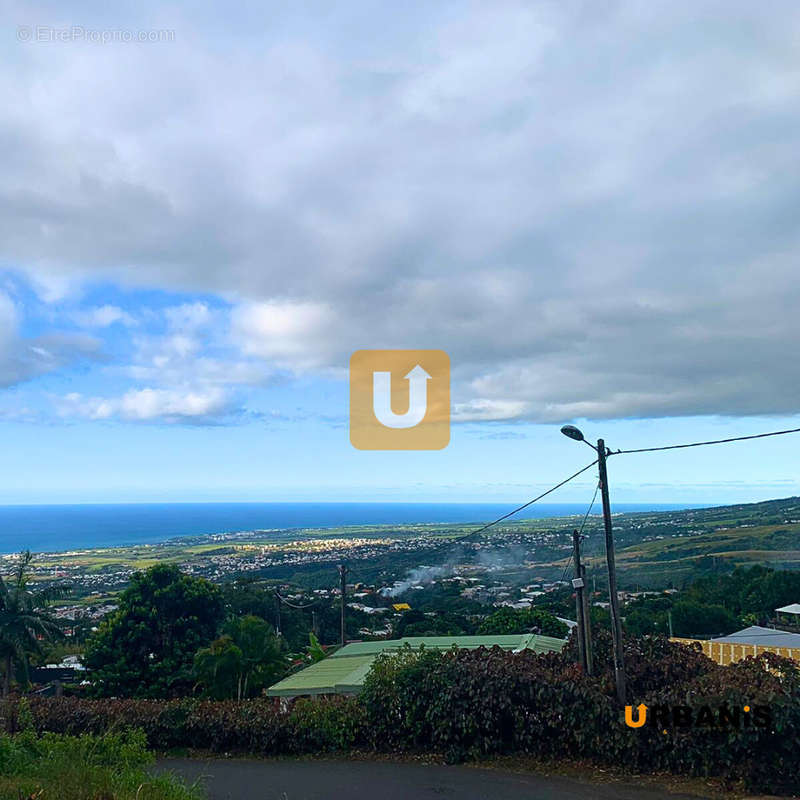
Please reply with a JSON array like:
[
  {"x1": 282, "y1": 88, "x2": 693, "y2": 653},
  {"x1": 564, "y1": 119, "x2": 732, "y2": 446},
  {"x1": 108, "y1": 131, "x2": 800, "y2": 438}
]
[
  {"x1": 776, "y1": 603, "x2": 800, "y2": 621},
  {"x1": 673, "y1": 625, "x2": 800, "y2": 666},
  {"x1": 711, "y1": 625, "x2": 800, "y2": 650},
  {"x1": 392, "y1": 603, "x2": 411, "y2": 612}
]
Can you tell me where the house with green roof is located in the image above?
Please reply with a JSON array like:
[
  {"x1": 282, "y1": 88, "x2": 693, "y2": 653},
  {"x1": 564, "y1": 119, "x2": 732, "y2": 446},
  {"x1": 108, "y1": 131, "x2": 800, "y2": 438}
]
[{"x1": 266, "y1": 633, "x2": 565, "y2": 699}]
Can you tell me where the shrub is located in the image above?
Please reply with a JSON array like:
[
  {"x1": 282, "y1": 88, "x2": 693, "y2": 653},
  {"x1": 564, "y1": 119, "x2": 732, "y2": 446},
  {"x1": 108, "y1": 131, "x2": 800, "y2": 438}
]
[
  {"x1": 0, "y1": 728, "x2": 201, "y2": 799},
  {"x1": 4, "y1": 634, "x2": 799, "y2": 795},
  {"x1": 3, "y1": 696, "x2": 286, "y2": 754},
  {"x1": 288, "y1": 696, "x2": 367, "y2": 752},
  {"x1": 564, "y1": 629, "x2": 718, "y2": 696},
  {"x1": 630, "y1": 652, "x2": 800, "y2": 795}
]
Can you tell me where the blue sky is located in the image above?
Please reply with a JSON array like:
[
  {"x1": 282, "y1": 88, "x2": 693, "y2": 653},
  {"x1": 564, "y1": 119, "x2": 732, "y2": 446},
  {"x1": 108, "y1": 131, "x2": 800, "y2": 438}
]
[{"x1": 2, "y1": 1, "x2": 800, "y2": 505}]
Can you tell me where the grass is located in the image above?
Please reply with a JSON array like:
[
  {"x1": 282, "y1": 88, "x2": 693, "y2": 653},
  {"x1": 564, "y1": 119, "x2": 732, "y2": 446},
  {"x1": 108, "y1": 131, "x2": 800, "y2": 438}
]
[{"x1": 0, "y1": 729, "x2": 204, "y2": 800}]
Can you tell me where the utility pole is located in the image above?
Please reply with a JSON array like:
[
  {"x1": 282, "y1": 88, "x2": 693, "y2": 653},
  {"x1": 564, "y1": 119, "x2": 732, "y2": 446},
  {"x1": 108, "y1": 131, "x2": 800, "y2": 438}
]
[
  {"x1": 572, "y1": 530, "x2": 587, "y2": 672},
  {"x1": 572, "y1": 530, "x2": 593, "y2": 675},
  {"x1": 668, "y1": 610, "x2": 674, "y2": 638},
  {"x1": 274, "y1": 591, "x2": 281, "y2": 636},
  {"x1": 580, "y1": 563, "x2": 593, "y2": 675},
  {"x1": 597, "y1": 438, "x2": 626, "y2": 705},
  {"x1": 338, "y1": 564, "x2": 348, "y2": 647}
]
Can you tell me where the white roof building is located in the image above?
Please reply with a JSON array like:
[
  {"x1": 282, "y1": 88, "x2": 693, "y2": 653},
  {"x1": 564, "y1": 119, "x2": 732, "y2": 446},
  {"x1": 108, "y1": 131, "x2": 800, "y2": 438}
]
[
  {"x1": 711, "y1": 625, "x2": 800, "y2": 649},
  {"x1": 776, "y1": 603, "x2": 800, "y2": 615}
]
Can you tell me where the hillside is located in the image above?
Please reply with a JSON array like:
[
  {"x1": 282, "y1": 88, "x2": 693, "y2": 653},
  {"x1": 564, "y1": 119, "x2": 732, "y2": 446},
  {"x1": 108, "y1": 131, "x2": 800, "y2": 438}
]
[{"x1": 583, "y1": 496, "x2": 800, "y2": 586}]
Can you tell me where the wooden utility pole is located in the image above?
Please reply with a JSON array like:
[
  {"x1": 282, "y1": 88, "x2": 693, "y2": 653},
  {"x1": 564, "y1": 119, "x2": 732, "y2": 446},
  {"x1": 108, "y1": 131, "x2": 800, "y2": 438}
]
[
  {"x1": 597, "y1": 438, "x2": 626, "y2": 704},
  {"x1": 572, "y1": 530, "x2": 587, "y2": 672},
  {"x1": 580, "y1": 563, "x2": 593, "y2": 675},
  {"x1": 338, "y1": 564, "x2": 348, "y2": 647},
  {"x1": 572, "y1": 529, "x2": 593, "y2": 675}
]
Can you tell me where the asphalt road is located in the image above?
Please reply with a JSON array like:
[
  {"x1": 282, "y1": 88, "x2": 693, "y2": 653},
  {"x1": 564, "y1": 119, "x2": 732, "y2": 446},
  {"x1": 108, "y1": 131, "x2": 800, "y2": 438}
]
[{"x1": 157, "y1": 758, "x2": 703, "y2": 800}]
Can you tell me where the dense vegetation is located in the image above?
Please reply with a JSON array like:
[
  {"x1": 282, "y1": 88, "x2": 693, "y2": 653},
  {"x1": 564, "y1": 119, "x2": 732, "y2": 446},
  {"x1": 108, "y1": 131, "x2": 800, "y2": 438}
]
[
  {"x1": 10, "y1": 633, "x2": 799, "y2": 795},
  {"x1": 78, "y1": 563, "x2": 571, "y2": 699},
  {"x1": 622, "y1": 565, "x2": 800, "y2": 636},
  {"x1": 477, "y1": 607, "x2": 568, "y2": 637},
  {"x1": 0, "y1": 551, "x2": 64, "y2": 697},
  {"x1": 0, "y1": 722, "x2": 200, "y2": 800},
  {"x1": 85, "y1": 565, "x2": 227, "y2": 698}
]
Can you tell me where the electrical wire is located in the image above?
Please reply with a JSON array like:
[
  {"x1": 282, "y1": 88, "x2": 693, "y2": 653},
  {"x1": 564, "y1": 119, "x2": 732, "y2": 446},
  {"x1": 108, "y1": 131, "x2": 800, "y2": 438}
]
[
  {"x1": 560, "y1": 480, "x2": 601, "y2": 583},
  {"x1": 615, "y1": 426, "x2": 800, "y2": 455},
  {"x1": 275, "y1": 590, "x2": 317, "y2": 610},
  {"x1": 577, "y1": 481, "x2": 601, "y2": 537},
  {"x1": 458, "y1": 458, "x2": 599, "y2": 541}
]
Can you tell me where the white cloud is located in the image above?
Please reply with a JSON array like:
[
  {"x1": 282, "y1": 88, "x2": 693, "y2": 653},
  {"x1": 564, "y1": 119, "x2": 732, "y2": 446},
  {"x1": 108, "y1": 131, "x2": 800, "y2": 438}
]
[
  {"x1": 59, "y1": 387, "x2": 231, "y2": 423},
  {"x1": 3, "y1": 2, "x2": 800, "y2": 421},
  {"x1": 122, "y1": 302, "x2": 271, "y2": 387},
  {"x1": 231, "y1": 301, "x2": 336, "y2": 368},
  {"x1": 0, "y1": 290, "x2": 102, "y2": 387},
  {"x1": 72, "y1": 305, "x2": 136, "y2": 328},
  {"x1": 452, "y1": 399, "x2": 531, "y2": 423},
  {"x1": 164, "y1": 302, "x2": 213, "y2": 332}
]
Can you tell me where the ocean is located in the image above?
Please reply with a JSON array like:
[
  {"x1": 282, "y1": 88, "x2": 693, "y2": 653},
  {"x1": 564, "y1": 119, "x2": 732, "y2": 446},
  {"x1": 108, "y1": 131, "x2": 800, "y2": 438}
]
[{"x1": 0, "y1": 501, "x2": 704, "y2": 555}]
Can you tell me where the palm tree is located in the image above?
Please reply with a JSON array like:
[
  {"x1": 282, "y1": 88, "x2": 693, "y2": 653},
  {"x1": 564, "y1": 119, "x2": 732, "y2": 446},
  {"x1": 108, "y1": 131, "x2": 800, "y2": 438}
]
[{"x1": 0, "y1": 551, "x2": 65, "y2": 696}]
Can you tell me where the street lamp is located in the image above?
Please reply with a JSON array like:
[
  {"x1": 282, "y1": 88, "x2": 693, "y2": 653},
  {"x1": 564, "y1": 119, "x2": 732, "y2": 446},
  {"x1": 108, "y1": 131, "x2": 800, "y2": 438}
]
[
  {"x1": 561, "y1": 424, "x2": 627, "y2": 705},
  {"x1": 560, "y1": 424, "x2": 585, "y2": 442},
  {"x1": 560, "y1": 425, "x2": 598, "y2": 451}
]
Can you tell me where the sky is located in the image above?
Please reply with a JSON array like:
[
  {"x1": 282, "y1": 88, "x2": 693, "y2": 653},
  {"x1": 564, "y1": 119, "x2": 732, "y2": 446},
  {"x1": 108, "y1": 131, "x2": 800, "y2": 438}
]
[{"x1": 1, "y1": 1, "x2": 800, "y2": 505}]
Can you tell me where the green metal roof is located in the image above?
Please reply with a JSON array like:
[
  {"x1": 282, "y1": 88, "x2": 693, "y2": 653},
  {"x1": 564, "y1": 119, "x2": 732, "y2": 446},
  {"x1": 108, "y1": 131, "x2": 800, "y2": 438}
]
[{"x1": 267, "y1": 633, "x2": 565, "y2": 698}]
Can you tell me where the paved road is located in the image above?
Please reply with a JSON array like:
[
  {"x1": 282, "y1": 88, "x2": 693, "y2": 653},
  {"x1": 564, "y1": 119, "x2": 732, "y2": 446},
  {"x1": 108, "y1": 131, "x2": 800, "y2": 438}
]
[{"x1": 157, "y1": 758, "x2": 702, "y2": 800}]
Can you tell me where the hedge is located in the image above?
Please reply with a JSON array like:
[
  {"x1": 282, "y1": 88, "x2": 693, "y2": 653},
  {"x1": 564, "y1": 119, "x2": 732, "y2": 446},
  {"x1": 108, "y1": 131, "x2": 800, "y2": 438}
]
[
  {"x1": 0, "y1": 696, "x2": 365, "y2": 755},
  {"x1": 2, "y1": 633, "x2": 798, "y2": 795}
]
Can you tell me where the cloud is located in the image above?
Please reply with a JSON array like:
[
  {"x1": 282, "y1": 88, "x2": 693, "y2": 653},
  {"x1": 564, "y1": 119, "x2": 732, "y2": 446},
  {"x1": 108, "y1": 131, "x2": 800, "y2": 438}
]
[
  {"x1": 231, "y1": 301, "x2": 337, "y2": 369},
  {"x1": 453, "y1": 399, "x2": 531, "y2": 423},
  {"x1": 0, "y1": 290, "x2": 103, "y2": 387},
  {"x1": 125, "y1": 302, "x2": 272, "y2": 387},
  {"x1": 72, "y1": 304, "x2": 136, "y2": 328},
  {"x1": 58, "y1": 386, "x2": 232, "y2": 424},
  {"x1": 3, "y1": 2, "x2": 800, "y2": 420}
]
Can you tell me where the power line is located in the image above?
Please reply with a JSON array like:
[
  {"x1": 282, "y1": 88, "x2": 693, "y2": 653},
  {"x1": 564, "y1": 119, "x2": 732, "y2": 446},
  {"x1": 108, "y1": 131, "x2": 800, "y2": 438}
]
[
  {"x1": 616, "y1": 426, "x2": 800, "y2": 455},
  {"x1": 561, "y1": 480, "x2": 601, "y2": 583},
  {"x1": 577, "y1": 481, "x2": 601, "y2": 537},
  {"x1": 275, "y1": 590, "x2": 316, "y2": 610},
  {"x1": 460, "y1": 459, "x2": 599, "y2": 540}
]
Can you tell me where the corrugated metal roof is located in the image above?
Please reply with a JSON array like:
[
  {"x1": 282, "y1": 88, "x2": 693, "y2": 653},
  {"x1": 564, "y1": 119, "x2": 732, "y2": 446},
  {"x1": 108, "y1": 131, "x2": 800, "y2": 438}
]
[
  {"x1": 267, "y1": 634, "x2": 565, "y2": 697},
  {"x1": 267, "y1": 655, "x2": 375, "y2": 697},
  {"x1": 711, "y1": 625, "x2": 800, "y2": 649}
]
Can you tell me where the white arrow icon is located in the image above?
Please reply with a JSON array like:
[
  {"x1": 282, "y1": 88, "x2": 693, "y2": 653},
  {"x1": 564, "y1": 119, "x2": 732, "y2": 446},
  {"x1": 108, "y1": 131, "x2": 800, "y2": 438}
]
[{"x1": 372, "y1": 365, "x2": 432, "y2": 429}]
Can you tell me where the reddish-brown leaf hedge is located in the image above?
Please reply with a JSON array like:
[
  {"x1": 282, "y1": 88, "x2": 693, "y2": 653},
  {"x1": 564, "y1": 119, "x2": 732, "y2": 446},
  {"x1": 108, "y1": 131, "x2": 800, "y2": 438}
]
[{"x1": 3, "y1": 635, "x2": 797, "y2": 795}]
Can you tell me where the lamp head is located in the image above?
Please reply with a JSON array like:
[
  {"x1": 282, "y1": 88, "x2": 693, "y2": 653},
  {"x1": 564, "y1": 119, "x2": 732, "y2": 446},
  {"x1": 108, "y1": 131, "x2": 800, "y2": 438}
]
[{"x1": 560, "y1": 425, "x2": 585, "y2": 442}]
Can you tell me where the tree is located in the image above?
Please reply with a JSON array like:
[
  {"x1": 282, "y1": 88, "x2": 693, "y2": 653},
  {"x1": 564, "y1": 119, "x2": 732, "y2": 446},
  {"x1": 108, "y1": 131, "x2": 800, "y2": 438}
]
[
  {"x1": 670, "y1": 599, "x2": 739, "y2": 637},
  {"x1": 193, "y1": 636, "x2": 243, "y2": 700},
  {"x1": 477, "y1": 607, "x2": 569, "y2": 638},
  {"x1": 228, "y1": 615, "x2": 285, "y2": 697},
  {"x1": 85, "y1": 564, "x2": 224, "y2": 698},
  {"x1": 306, "y1": 632, "x2": 326, "y2": 663},
  {"x1": 399, "y1": 612, "x2": 475, "y2": 637},
  {"x1": 194, "y1": 615, "x2": 286, "y2": 700},
  {"x1": 0, "y1": 551, "x2": 65, "y2": 696}
]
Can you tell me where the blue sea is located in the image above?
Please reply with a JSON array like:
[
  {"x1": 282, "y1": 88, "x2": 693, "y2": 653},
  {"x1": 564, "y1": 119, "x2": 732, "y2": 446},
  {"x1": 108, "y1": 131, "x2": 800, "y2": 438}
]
[{"x1": 0, "y1": 501, "x2": 705, "y2": 555}]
